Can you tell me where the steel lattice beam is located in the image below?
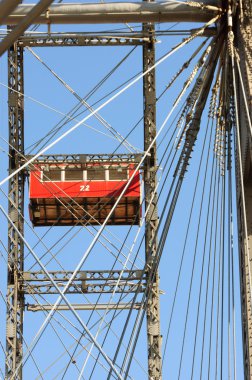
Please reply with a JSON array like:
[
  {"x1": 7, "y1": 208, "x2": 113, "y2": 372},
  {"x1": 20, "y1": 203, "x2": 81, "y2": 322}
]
[
  {"x1": 21, "y1": 270, "x2": 146, "y2": 294},
  {"x1": 17, "y1": 33, "x2": 149, "y2": 47},
  {"x1": 6, "y1": 43, "x2": 24, "y2": 380},
  {"x1": 235, "y1": 1, "x2": 252, "y2": 379},
  {"x1": 25, "y1": 153, "x2": 142, "y2": 165},
  {"x1": 143, "y1": 13, "x2": 162, "y2": 380}
]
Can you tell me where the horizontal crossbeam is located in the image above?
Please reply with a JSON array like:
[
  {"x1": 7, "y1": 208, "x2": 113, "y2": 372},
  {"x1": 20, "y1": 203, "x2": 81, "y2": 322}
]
[
  {"x1": 21, "y1": 270, "x2": 146, "y2": 294},
  {"x1": 3, "y1": 2, "x2": 220, "y2": 25},
  {"x1": 25, "y1": 153, "x2": 142, "y2": 166},
  {"x1": 27, "y1": 303, "x2": 142, "y2": 311},
  {"x1": 17, "y1": 33, "x2": 149, "y2": 47}
]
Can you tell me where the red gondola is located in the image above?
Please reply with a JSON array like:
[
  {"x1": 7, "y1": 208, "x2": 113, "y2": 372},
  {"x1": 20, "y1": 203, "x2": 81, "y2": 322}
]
[{"x1": 28, "y1": 154, "x2": 141, "y2": 226}]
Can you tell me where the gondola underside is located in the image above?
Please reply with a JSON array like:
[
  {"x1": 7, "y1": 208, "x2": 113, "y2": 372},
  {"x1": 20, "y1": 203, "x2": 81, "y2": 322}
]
[{"x1": 29, "y1": 196, "x2": 141, "y2": 226}]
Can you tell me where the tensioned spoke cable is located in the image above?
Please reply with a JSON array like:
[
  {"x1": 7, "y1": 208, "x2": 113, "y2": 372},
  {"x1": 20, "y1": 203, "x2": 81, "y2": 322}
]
[
  {"x1": 162, "y1": 112, "x2": 214, "y2": 370},
  {"x1": 229, "y1": 144, "x2": 237, "y2": 380},
  {"x1": 62, "y1": 236, "x2": 142, "y2": 378},
  {"x1": 225, "y1": 115, "x2": 237, "y2": 380},
  {"x1": 207, "y1": 165, "x2": 222, "y2": 380},
  {"x1": 164, "y1": 112, "x2": 214, "y2": 376},
  {"x1": 227, "y1": 128, "x2": 232, "y2": 380},
  {"x1": 199, "y1": 147, "x2": 218, "y2": 379},
  {"x1": 174, "y1": 114, "x2": 214, "y2": 378},
  {"x1": 220, "y1": 144, "x2": 227, "y2": 379},
  {"x1": 77, "y1": 236, "x2": 141, "y2": 378},
  {"x1": 189, "y1": 81, "x2": 222, "y2": 377},
  {"x1": 215, "y1": 166, "x2": 225, "y2": 380},
  {"x1": 197, "y1": 70, "x2": 223, "y2": 377}
]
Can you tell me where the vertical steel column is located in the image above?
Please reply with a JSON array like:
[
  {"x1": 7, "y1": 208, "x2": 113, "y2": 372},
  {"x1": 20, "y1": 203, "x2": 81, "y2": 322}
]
[
  {"x1": 235, "y1": 1, "x2": 252, "y2": 379},
  {"x1": 237, "y1": 169, "x2": 252, "y2": 380},
  {"x1": 143, "y1": 18, "x2": 162, "y2": 380},
  {"x1": 5, "y1": 42, "x2": 24, "y2": 380}
]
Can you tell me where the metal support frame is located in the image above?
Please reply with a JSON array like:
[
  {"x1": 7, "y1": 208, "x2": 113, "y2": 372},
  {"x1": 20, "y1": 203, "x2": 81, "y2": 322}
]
[
  {"x1": 238, "y1": 168, "x2": 252, "y2": 380},
  {"x1": 6, "y1": 43, "x2": 24, "y2": 380},
  {"x1": 143, "y1": 16, "x2": 162, "y2": 380},
  {"x1": 17, "y1": 33, "x2": 148, "y2": 47},
  {"x1": 235, "y1": 1, "x2": 252, "y2": 379},
  {"x1": 25, "y1": 153, "x2": 142, "y2": 165},
  {"x1": 21, "y1": 270, "x2": 146, "y2": 294}
]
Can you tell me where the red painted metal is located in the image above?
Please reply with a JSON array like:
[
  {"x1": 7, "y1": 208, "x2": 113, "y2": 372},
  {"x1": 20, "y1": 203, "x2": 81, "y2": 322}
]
[{"x1": 29, "y1": 164, "x2": 140, "y2": 199}]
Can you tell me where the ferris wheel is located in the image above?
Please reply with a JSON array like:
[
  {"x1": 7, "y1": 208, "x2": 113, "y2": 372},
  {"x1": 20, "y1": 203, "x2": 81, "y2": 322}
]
[{"x1": 0, "y1": 1, "x2": 251, "y2": 379}]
